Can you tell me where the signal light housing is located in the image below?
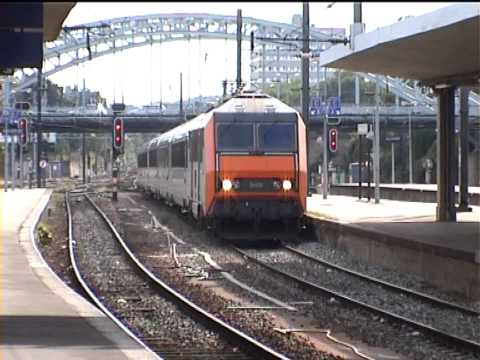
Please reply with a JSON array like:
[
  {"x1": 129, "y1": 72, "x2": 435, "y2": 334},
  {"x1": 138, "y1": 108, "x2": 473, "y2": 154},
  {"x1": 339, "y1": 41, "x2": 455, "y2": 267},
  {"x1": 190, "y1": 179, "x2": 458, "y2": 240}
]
[
  {"x1": 15, "y1": 102, "x2": 31, "y2": 111},
  {"x1": 113, "y1": 118, "x2": 124, "y2": 150},
  {"x1": 19, "y1": 118, "x2": 28, "y2": 146},
  {"x1": 329, "y1": 128, "x2": 338, "y2": 153}
]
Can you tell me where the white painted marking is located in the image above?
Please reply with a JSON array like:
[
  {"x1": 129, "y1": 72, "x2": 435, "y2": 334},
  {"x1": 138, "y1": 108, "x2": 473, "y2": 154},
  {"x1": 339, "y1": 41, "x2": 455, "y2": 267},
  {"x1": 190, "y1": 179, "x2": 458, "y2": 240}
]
[
  {"x1": 127, "y1": 195, "x2": 137, "y2": 205},
  {"x1": 198, "y1": 251, "x2": 297, "y2": 311}
]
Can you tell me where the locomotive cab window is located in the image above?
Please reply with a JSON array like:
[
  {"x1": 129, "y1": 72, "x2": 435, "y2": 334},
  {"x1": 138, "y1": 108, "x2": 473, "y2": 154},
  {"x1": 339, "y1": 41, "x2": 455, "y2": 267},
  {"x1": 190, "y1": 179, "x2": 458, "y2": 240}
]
[
  {"x1": 258, "y1": 123, "x2": 296, "y2": 152},
  {"x1": 216, "y1": 123, "x2": 254, "y2": 151}
]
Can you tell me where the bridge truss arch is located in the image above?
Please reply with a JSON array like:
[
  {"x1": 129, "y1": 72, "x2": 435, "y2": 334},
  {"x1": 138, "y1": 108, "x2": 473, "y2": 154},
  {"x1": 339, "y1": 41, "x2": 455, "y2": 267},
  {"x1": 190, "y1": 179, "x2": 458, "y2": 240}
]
[
  {"x1": 14, "y1": 12, "x2": 479, "y2": 111},
  {"x1": 16, "y1": 13, "x2": 343, "y2": 91}
]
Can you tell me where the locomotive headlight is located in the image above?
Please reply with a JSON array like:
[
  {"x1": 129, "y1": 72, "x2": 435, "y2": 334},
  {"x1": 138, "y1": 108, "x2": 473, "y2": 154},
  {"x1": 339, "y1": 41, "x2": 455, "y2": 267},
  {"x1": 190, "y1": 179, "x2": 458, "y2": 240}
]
[
  {"x1": 282, "y1": 179, "x2": 292, "y2": 191},
  {"x1": 222, "y1": 179, "x2": 233, "y2": 191}
]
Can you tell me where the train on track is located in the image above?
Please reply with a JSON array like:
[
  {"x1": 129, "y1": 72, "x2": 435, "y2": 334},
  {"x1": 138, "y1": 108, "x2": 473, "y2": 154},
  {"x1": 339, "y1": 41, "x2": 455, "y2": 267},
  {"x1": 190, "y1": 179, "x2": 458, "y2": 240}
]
[{"x1": 136, "y1": 90, "x2": 309, "y2": 240}]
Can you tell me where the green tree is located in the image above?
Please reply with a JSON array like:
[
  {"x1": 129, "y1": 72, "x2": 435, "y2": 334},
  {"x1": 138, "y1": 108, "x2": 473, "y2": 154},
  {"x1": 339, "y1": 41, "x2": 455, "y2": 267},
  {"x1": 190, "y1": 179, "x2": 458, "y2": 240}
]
[{"x1": 263, "y1": 71, "x2": 398, "y2": 107}]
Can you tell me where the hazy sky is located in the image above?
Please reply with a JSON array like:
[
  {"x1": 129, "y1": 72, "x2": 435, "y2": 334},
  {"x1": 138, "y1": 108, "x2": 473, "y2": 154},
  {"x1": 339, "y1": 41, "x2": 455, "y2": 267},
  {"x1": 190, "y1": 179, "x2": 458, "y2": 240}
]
[{"x1": 48, "y1": 2, "x2": 458, "y2": 106}]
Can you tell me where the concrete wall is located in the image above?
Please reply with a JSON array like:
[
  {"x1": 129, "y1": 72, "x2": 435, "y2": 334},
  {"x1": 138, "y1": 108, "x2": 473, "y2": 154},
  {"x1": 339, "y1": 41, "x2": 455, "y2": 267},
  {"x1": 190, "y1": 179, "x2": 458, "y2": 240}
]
[
  {"x1": 313, "y1": 219, "x2": 480, "y2": 300},
  {"x1": 469, "y1": 150, "x2": 480, "y2": 185}
]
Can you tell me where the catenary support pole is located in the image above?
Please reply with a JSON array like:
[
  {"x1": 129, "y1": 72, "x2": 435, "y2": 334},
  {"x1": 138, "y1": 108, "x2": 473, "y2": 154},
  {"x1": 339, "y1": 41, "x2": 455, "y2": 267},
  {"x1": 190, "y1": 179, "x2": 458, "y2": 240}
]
[
  {"x1": 301, "y1": 2, "x2": 310, "y2": 194},
  {"x1": 322, "y1": 67, "x2": 328, "y2": 199},
  {"x1": 32, "y1": 133, "x2": 37, "y2": 187},
  {"x1": 367, "y1": 133, "x2": 371, "y2": 201},
  {"x1": 358, "y1": 134, "x2": 362, "y2": 199},
  {"x1": 391, "y1": 142, "x2": 395, "y2": 184},
  {"x1": 3, "y1": 77, "x2": 10, "y2": 192},
  {"x1": 355, "y1": 75, "x2": 360, "y2": 106},
  {"x1": 458, "y1": 87, "x2": 471, "y2": 212},
  {"x1": 236, "y1": 9, "x2": 242, "y2": 93},
  {"x1": 4, "y1": 111, "x2": 9, "y2": 192},
  {"x1": 179, "y1": 72, "x2": 184, "y2": 120},
  {"x1": 374, "y1": 76, "x2": 381, "y2": 203},
  {"x1": 82, "y1": 133, "x2": 86, "y2": 184},
  {"x1": 36, "y1": 68, "x2": 42, "y2": 188},
  {"x1": 11, "y1": 136, "x2": 16, "y2": 190},
  {"x1": 408, "y1": 109, "x2": 413, "y2": 183},
  {"x1": 261, "y1": 43, "x2": 266, "y2": 92},
  {"x1": 337, "y1": 70, "x2": 341, "y2": 101},
  {"x1": 19, "y1": 141, "x2": 23, "y2": 188}
]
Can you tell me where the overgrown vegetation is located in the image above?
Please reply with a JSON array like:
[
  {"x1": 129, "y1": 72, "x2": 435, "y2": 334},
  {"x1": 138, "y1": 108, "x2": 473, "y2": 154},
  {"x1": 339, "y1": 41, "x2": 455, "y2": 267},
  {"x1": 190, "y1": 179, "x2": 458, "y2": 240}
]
[
  {"x1": 37, "y1": 223, "x2": 53, "y2": 246},
  {"x1": 263, "y1": 71, "x2": 399, "y2": 107}
]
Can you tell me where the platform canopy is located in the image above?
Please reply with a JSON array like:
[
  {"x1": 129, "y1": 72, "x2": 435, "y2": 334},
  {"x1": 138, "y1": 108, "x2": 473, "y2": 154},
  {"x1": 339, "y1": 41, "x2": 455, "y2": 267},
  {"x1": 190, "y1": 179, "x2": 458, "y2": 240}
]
[
  {"x1": 44, "y1": 2, "x2": 76, "y2": 42},
  {"x1": 319, "y1": 4, "x2": 480, "y2": 87},
  {"x1": 0, "y1": 2, "x2": 75, "y2": 70}
]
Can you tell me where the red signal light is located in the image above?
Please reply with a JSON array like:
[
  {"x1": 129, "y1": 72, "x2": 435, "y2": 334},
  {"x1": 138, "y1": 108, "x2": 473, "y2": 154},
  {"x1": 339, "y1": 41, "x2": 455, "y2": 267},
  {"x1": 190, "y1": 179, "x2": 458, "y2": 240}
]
[
  {"x1": 113, "y1": 118, "x2": 124, "y2": 149},
  {"x1": 19, "y1": 118, "x2": 28, "y2": 145},
  {"x1": 329, "y1": 128, "x2": 338, "y2": 152}
]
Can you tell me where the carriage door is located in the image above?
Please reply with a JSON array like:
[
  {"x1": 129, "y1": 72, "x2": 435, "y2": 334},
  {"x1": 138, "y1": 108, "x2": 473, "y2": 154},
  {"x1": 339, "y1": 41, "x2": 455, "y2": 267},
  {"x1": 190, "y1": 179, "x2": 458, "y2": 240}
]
[{"x1": 189, "y1": 130, "x2": 203, "y2": 217}]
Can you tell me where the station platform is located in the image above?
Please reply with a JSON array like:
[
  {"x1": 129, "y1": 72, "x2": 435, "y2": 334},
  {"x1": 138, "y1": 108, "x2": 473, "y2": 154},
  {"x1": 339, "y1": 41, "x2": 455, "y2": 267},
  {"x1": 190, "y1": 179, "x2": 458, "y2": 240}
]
[
  {"x1": 306, "y1": 194, "x2": 480, "y2": 299},
  {"x1": 0, "y1": 189, "x2": 159, "y2": 360},
  {"x1": 328, "y1": 183, "x2": 480, "y2": 205}
]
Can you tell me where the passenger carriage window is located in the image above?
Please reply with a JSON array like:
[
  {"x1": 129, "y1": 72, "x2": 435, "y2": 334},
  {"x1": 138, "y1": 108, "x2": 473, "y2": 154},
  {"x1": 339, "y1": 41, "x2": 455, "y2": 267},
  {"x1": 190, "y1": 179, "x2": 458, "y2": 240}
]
[
  {"x1": 190, "y1": 131, "x2": 204, "y2": 162},
  {"x1": 258, "y1": 123, "x2": 296, "y2": 152},
  {"x1": 158, "y1": 147, "x2": 168, "y2": 168},
  {"x1": 137, "y1": 153, "x2": 147, "y2": 168},
  {"x1": 171, "y1": 140, "x2": 186, "y2": 168},
  {"x1": 216, "y1": 123, "x2": 253, "y2": 151},
  {"x1": 190, "y1": 132, "x2": 198, "y2": 161},
  {"x1": 148, "y1": 149, "x2": 158, "y2": 167}
]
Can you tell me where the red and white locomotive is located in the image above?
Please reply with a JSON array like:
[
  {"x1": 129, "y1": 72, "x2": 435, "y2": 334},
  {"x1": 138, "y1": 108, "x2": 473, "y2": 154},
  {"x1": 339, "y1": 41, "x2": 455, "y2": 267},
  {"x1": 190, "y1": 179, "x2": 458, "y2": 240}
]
[{"x1": 136, "y1": 91, "x2": 308, "y2": 237}]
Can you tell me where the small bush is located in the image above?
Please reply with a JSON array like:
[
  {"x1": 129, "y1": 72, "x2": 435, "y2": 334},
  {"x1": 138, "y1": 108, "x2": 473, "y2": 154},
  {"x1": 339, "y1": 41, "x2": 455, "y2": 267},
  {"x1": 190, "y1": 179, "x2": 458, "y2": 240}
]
[{"x1": 37, "y1": 223, "x2": 53, "y2": 246}]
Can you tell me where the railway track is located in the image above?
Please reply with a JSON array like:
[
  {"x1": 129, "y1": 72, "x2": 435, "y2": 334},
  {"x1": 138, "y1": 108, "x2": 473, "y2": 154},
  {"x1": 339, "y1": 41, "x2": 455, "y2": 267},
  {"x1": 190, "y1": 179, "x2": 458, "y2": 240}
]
[
  {"x1": 233, "y1": 246, "x2": 480, "y2": 358},
  {"x1": 66, "y1": 191, "x2": 290, "y2": 360},
  {"x1": 284, "y1": 245, "x2": 480, "y2": 316}
]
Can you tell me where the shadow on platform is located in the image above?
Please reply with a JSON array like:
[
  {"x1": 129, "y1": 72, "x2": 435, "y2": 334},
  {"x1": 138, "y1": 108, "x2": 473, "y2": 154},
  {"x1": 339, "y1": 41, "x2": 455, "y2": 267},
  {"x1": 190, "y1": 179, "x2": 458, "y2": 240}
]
[{"x1": 0, "y1": 314, "x2": 137, "y2": 349}]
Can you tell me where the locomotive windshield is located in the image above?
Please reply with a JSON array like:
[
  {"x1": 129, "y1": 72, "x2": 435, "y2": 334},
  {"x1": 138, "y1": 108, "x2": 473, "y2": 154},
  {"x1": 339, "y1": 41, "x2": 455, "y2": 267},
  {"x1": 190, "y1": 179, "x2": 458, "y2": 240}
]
[
  {"x1": 216, "y1": 120, "x2": 296, "y2": 153},
  {"x1": 216, "y1": 123, "x2": 254, "y2": 151},
  {"x1": 257, "y1": 123, "x2": 296, "y2": 152}
]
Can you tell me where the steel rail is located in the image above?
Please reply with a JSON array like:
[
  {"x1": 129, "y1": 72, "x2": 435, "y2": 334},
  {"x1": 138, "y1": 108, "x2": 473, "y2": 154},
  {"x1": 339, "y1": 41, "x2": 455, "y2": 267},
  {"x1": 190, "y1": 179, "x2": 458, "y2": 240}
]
[
  {"x1": 65, "y1": 192, "x2": 164, "y2": 360},
  {"x1": 83, "y1": 194, "x2": 291, "y2": 360},
  {"x1": 233, "y1": 247, "x2": 480, "y2": 354},
  {"x1": 284, "y1": 245, "x2": 480, "y2": 316}
]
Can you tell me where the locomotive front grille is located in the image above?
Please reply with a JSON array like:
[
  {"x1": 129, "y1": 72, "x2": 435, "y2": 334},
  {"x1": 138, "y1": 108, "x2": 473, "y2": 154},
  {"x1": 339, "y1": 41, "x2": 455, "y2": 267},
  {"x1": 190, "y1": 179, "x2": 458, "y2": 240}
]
[{"x1": 236, "y1": 178, "x2": 280, "y2": 192}]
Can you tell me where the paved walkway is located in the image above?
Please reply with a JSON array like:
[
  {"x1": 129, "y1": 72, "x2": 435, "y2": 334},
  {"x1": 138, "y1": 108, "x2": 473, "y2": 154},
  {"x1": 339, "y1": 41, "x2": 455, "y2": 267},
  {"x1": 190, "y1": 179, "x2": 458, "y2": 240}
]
[
  {"x1": 306, "y1": 194, "x2": 480, "y2": 259},
  {"x1": 307, "y1": 194, "x2": 480, "y2": 223},
  {"x1": 334, "y1": 183, "x2": 480, "y2": 194},
  {"x1": 0, "y1": 189, "x2": 159, "y2": 360}
]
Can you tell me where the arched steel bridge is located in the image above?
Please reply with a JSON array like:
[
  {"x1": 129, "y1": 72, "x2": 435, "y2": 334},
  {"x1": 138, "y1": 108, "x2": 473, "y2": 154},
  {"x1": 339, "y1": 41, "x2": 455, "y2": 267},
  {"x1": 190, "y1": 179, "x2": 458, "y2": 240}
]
[
  {"x1": 14, "y1": 12, "x2": 480, "y2": 111},
  {"x1": 16, "y1": 13, "x2": 343, "y2": 91}
]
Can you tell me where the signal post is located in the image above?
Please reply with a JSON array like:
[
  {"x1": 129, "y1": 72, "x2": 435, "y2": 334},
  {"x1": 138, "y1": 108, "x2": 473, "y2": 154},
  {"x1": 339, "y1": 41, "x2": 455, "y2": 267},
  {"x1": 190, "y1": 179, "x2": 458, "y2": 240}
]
[
  {"x1": 19, "y1": 118, "x2": 29, "y2": 188},
  {"x1": 112, "y1": 103, "x2": 125, "y2": 201}
]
